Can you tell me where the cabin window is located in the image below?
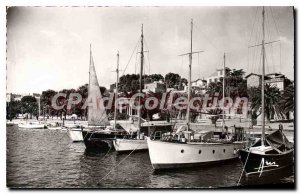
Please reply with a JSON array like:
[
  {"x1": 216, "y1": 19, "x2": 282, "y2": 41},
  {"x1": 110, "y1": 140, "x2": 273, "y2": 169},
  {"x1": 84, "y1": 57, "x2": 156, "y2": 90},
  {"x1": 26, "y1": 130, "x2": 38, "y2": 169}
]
[
  {"x1": 212, "y1": 150, "x2": 215, "y2": 154},
  {"x1": 199, "y1": 150, "x2": 201, "y2": 154},
  {"x1": 181, "y1": 149, "x2": 184, "y2": 153},
  {"x1": 223, "y1": 149, "x2": 226, "y2": 153}
]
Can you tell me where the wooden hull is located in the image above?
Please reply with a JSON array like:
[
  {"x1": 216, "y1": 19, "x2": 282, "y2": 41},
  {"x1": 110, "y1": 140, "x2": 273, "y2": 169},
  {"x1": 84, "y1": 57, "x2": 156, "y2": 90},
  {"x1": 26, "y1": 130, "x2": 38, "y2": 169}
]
[
  {"x1": 147, "y1": 137, "x2": 246, "y2": 169},
  {"x1": 67, "y1": 128, "x2": 83, "y2": 142},
  {"x1": 113, "y1": 139, "x2": 148, "y2": 152},
  {"x1": 82, "y1": 130, "x2": 127, "y2": 152},
  {"x1": 47, "y1": 127, "x2": 62, "y2": 130},
  {"x1": 6, "y1": 121, "x2": 14, "y2": 127},
  {"x1": 239, "y1": 149, "x2": 294, "y2": 176},
  {"x1": 18, "y1": 124, "x2": 45, "y2": 129}
]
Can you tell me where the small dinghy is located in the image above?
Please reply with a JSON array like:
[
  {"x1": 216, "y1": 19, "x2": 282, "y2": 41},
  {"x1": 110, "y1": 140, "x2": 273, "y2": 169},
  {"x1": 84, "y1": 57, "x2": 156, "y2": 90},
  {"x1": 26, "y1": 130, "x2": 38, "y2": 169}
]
[{"x1": 18, "y1": 121, "x2": 46, "y2": 129}]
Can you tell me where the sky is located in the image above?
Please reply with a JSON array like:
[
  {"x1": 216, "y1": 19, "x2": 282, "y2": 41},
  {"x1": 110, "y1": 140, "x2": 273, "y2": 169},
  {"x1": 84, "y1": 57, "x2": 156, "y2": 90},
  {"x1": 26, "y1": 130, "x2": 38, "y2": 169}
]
[{"x1": 6, "y1": 6, "x2": 294, "y2": 94}]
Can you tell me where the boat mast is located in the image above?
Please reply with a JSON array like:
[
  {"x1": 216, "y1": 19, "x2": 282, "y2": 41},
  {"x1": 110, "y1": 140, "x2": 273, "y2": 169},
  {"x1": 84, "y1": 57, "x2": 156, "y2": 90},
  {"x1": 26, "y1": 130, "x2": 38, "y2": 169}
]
[
  {"x1": 114, "y1": 51, "x2": 120, "y2": 129},
  {"x1": 88, "y1": 44, "x2": 91, "y2": 125},
  {"x1": 261, "y1": 7, "x2": 266, "y2": 146},
  {"x1": 186, "y1": 19, "x2": 193, "y2": 129},
  {"x1": 222, "y1": 53, "x2": 226, "y2": 133},
  {"x1": 138, "y1": 24, "x2": 144, "y2": 135}
]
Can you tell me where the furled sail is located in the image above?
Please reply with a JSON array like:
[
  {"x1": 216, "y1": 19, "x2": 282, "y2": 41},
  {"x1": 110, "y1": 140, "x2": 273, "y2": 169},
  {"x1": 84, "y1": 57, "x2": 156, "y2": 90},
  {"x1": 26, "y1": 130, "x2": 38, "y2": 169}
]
[{"x1": 87, "y1": 46, "x2": 109, "y2": 126}]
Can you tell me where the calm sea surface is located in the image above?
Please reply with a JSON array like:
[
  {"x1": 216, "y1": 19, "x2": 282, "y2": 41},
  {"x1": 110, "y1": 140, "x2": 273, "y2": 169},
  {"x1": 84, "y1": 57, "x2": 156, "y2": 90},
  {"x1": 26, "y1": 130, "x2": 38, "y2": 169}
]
[{"x1": 7, "y1": 125, "x2": 294, "y2": 188}]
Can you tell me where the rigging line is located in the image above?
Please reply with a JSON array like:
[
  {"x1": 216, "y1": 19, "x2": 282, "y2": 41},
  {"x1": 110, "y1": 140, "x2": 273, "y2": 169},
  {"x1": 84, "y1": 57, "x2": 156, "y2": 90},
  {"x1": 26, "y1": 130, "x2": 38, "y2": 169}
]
[
  {"x1": 134, "y1": 52, "x2": 138, "y2": 74},
  {"x1": 251, "y1": 7, "x2": 261, "y2": 73},
  {"x1": 250, "y1": 21, "x2": 258, "y2": 74},
  {"x1": 98, "y1": 144, "x2": 140, "y2": 183},
  {"x1": 251, "y1": 43, "x2": 257, "y2": 74},
  {"x1": 270, "y1": 7, "x2": 280, "y2": 37},
  {"x1": 255, "y1": 12, "x2": 262, "y2": 45},
  {"x1": 147, "y1": 52, "x2": 151, "y2": 75},
  {"x1": 226, "y1": 54, "x2": 237, "y2": 70},
  {"x1": 270, "y1": 43, "x2": 275, "y2": 73},
  {"x1": 193, "y1": 22, "x2": 236, "y2": 67},
  {"x1": 266, "y1": 9, "x2": 275, "y2": 73},
  {"x1": 198, "y1": 52, "x2": 200, "y2": 78},
  {"x1": 252, "y1": 12, "x2": 259, "y2": 46},
  {"x1": 267, "y1": 8, "x2": 280, "y2": 74},
  {"x1": 280, "y1": 41, "x2": 281, "y2": 73},
  {"x1": 143, "y1": 57, "x2": 145, "y2": 76},
  {"x1": 194, "y1": 23, "x2": 240, "y2": 67},
  {"x1": 121, "y1": 37, "x2": 141, "y2": 77},
  {"x1": 254, "y1": 17, "x2": 263, "y2": 74},
  {"x1": 247, "y1": 47, "x2": 249, "y2": 74},
  {"x1": 144, "y1": 48, "x2": 148, "y2": 74},
  {"x1": 266, "y1": 8, "x2": 272, "y2": 42},
  {"x1": 265, "y1": 47, "x2": 269, "y2": 74},
  {"x1": 236, "y1": 150, "x2": 252, "y2": 186},
  {"x1": 260, "y1": 46, "x2": 263, "y2": 74},
  {"x1": 248, "y1": 7, "x2": 259, "y2": 44},
  {"x1": 143, "y1": 37, "x2": 151, "y2": 75},
  {"x1": 144, "y1": 38, "x2": 151, "y2": 73},
  {"x1": 193, "y1": 23, "x2": 221, "y2": 55}
]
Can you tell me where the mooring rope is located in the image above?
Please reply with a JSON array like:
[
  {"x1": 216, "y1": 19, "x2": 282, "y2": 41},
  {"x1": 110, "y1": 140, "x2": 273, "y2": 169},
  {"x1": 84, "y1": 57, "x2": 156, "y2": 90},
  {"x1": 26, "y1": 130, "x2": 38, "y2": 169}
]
[
  {"x1": 236, "y1": 149, "x2": 251, "y2": 186},
  {"x1": 49, "y1": 129, "x2": 69, "y2": 150},
  {"x1": 102, "y1": 145, "x2": 113, "y2": 158},
  {"x1": 98, "y1": 144, "x2": 141, "y2": 183}
]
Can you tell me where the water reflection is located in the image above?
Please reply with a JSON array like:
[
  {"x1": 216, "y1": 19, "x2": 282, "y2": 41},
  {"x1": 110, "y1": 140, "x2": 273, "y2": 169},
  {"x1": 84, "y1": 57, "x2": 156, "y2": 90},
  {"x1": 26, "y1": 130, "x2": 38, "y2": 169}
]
[{"x1": 7, "y1": 125, "x2": 294, "y2": 188}]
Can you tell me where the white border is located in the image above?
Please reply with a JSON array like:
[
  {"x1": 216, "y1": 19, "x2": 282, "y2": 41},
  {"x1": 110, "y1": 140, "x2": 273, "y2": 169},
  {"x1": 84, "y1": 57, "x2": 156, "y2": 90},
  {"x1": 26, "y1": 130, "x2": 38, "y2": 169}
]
[{"x1": 1, "y1": 0, "x2": 298, "y2": 193}]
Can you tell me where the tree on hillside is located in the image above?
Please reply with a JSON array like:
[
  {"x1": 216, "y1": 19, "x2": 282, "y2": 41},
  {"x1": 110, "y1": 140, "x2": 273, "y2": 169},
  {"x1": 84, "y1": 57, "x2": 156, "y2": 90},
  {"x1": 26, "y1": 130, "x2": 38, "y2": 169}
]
[
  {"x1": 165, "y1": 73, "x2": 181, "y2": 89},
  {"x1": 117, "y1": 73, "x2": 164, "y2": 93},
  {"x1": 21, "y1": 96, "x2": 39, "y2": 119},
  {"x1": 40, "y1": 89, "x2": 57, "y2": 118},
  {"x1": 279, "y1": 84, "x2": 294, "y2": 119},
  {"x1": 248, "y1": 84, "x2": 281, "y2": 122},
  {"x1": 149, "y1": 74, "x2": 164, "y2": 82},
  {"x1": 206, "y1": 68, "x2": 247, "y2": 106},
  {"x1": 7, "y1": 100, "x2": 23, "y2": 120}
]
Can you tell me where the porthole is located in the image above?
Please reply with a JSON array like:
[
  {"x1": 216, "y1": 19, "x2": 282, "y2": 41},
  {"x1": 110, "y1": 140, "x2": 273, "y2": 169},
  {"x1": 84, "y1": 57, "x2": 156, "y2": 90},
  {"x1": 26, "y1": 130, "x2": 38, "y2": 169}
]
[
  {"x1": 181, "y1": 149, "x2": 184, "y2": 153},
  {"x1": 199, "y1": 150, "x2": 201, "y2": 154},
  {"x1": 212, "y1": 150, "x2": 215, "y2": 154},
  {"x1": 223, "y1": 149, "x2": 226, "y2": 153}
]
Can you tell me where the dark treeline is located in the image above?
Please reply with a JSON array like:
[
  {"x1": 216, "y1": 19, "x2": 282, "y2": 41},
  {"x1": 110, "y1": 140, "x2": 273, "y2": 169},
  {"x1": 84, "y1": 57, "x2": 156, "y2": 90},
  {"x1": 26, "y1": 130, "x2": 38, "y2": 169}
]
[
  {"x1": 110, "y1": 73, "x2": 187, "y2": 93},
  {"x1": 6, "y1": 70, "x2": 294, "y2": 123}
]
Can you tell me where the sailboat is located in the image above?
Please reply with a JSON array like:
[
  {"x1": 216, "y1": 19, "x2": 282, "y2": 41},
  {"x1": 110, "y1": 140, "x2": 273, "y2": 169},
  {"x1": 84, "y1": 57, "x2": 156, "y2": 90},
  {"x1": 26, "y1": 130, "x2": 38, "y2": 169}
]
[
  {"x1": 239, "y1": 7, "x2": 294, "y2": 177},
  {"x1": 80, "y1": 45, "x2": 127, "y2": 151},
  {"x1": 147, "y1": 19, "x2": 249, "y2": 169},
  {"x1": 113, "y1": 25, "x2": 173, "y2": 152},
  {"x1": 18, "y1": 121, "x2": 46, "y2": 129}
]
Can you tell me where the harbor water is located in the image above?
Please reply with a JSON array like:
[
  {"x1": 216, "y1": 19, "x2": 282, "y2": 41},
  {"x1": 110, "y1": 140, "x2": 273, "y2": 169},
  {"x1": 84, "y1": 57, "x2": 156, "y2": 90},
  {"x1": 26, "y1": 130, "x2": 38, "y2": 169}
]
[{"x1": 7, "y1": 125, "x2": 294, "y2": 188}]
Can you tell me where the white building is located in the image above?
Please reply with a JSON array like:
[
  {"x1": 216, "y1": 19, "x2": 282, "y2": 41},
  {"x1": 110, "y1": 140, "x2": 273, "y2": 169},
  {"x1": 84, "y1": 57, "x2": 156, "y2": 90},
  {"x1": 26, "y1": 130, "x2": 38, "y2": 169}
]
[
  {"x1": 191, "y1": 78, "x2": 207, "y2": 88},
  {"x1": 206, "y1": 69, "x2": 225, "y2": 85},
  {"x1": 245, "y1": 73, "x2": 289, "y2": 91},
  {"x1": 265, "y1": 73, "x2": 287, "y2": 91},
  {"x1": 245, "y1": 73, "x2": 262, "y2": 88},
  {"x1": 143, "y1": 81, "x2": 166, "y2": 93}
]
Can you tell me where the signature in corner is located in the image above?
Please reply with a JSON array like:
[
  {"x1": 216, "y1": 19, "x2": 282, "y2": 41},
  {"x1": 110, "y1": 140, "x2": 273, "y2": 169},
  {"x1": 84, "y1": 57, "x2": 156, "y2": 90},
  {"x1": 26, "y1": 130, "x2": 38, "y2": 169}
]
[{"x1": 254, "y1": 158, "x2": 279, "y2": 177}]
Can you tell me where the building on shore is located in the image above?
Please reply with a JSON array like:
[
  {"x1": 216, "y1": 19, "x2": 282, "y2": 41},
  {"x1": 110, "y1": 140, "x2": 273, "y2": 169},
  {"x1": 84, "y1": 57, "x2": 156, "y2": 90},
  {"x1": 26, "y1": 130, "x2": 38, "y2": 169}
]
[
  {"x1": 206, "y1": 68, "x2": 231, "y2": 85},
  {"x1": 191, "y1": 78, "x2": 207, "y2": 94},
  {"x1": 246, "y1": 72, "x2": 293, "y2": 123},
  {"x1": 143, "y1": 80, "x2": 166, "y2": 93},
  {"x1": 6, "y1": 93, "x2": 41, "y2": 102},
  {"x1": 245, "y1": 72, "x2": 291, "y2": 91}
]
